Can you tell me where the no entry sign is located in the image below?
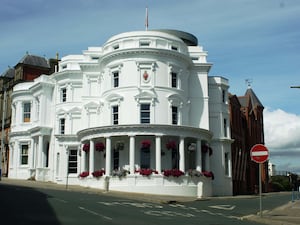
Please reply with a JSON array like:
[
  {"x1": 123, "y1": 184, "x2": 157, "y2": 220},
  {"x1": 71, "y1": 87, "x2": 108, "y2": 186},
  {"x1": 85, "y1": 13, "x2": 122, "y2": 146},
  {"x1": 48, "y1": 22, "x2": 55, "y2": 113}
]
[{"x1": 250, "y1": 144, "x2": 269, "y2": 163}]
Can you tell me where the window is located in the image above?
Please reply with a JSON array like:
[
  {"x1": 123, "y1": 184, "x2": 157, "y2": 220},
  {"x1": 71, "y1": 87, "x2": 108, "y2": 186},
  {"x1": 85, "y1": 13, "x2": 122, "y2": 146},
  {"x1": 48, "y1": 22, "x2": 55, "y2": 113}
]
[
  {"x1": 68, "y1": 149, "x2": 78, "y2": 174},
  {"x1": 60, "y1": 118, "x2": 65, "y2": 134},
  {"x1": 21, "y1": 144, "x2": 29, "y2": 165},
  {"x1": 224, "y1": 118, "x2": 227, "y2": 137},
  {"x1": 112, "y1": 105, "x2": 119, "y2": 125},
  {"x1": 225, "y1": 152, "x2": 230, "y2": 176},
  {"x1": 171, "y1": 46, "x2": 178, "y2": 51},
  {"x1": 140, "y1": 41, "x2": 150, "y2": 47},
  {"x1": 61, "y1": 88, "x2": 67, "y2": 102},
  {"x1": 113, "y1": 149, "x2": 119, "y2": 170},
  {"x1": 171, "y1": 72, "x2": 177, "y2": 88},
  {"x1": 23, "y1": 102, "x2": 31, "y2": 122},
  {"x1": 113, "y1": 71, "x2": 119, "y2": 88},
  {"x1": 172, "y1": 106, "x2": 178, "y2": 125},
  {"x1": 113, "y1": 44, "x2": 119, "y2": 50},
  {"x1": 222, "y1": 89, "x2": 226, "y2": 103},
  {"x1": 140, "y1": 104, "x2": 150, "y2": 124},
  {"x1": 140, "y1": 147, "x2": 150, "y2": 169}
]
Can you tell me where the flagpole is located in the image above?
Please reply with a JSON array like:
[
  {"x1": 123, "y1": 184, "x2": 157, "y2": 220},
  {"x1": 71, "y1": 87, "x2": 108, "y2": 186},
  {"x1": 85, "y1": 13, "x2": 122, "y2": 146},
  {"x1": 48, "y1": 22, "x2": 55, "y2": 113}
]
[{"x1": 145, "y1": 7, "x2": 148, "y2": 31}]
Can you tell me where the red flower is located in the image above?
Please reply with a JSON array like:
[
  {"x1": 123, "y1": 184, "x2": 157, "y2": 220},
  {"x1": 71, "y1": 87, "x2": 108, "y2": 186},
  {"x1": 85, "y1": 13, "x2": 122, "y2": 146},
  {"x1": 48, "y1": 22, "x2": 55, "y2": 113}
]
[
  {"x1": 95, "y1": 142, "x2": 105, "y2": 151},
  {"x1": 163, "y1": 169, "x2": 184, "y2": 177},
  {"x1": 202, "y1": 171, "x2": 214, "y2": 180},
  {"x1": 92, "y1": 170, "x2": 105, "y2": 177},
  {"x1": 166, "y1": 140, "x2": 177, "y2": 150},
  {"x1": 136, "y1": 168, "x2": 157, "y2": 176},
  {"x1": 83, "y1": 143, "x2": 90, "y2": 152},
  {"x1": 79, "y1": 171, "x2": 89, "y2": 178},
  {"x1": 141, "y1": 140, "x2": 151, "y2": 148}
]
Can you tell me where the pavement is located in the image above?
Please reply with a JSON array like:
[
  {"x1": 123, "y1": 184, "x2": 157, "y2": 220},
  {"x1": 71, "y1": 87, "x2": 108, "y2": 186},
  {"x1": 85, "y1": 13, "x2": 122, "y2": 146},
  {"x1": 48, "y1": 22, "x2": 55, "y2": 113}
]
[{"x1": 1, "y1": 177, "x2": 300, "y2": 225}]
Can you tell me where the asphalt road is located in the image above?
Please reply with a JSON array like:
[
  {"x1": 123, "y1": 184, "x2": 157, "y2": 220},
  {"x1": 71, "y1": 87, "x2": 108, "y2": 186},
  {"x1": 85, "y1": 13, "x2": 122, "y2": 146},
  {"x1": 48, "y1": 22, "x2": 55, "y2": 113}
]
[{"x1": 0, "y1": 182, "x2": 291, "y2": 225}]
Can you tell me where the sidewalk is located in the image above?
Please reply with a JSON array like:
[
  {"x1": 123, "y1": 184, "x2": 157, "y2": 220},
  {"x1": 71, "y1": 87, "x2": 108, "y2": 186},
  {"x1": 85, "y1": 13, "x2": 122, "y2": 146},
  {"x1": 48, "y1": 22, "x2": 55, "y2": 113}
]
[
  {"x1": 1, "y1": 178, "x2": 300, "y2": 224},
  {"x1": 244, "y1": 199, "x2": 300, "y2": 225}
]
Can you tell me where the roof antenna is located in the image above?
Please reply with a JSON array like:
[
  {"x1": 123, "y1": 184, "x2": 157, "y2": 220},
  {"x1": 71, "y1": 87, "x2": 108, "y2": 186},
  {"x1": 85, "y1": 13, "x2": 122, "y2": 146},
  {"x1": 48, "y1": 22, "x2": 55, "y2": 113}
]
[
  {"x1": 145, "y1": 7, "x2": 149, "y2": 31},
  {"x1": 245, "y1": 78, "x2": 253, "y2": 89}
]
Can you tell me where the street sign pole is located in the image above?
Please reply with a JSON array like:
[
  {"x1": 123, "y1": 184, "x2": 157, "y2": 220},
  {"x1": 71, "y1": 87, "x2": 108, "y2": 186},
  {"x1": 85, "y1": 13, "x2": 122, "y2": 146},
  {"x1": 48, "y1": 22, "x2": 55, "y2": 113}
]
[{"x1": 259, "y1": 163, "x2": 262, "y2": 217}]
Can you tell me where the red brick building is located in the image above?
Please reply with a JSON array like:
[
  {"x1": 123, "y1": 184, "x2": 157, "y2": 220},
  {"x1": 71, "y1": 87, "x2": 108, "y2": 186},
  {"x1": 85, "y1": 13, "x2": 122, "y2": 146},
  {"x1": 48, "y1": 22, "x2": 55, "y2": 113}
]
[
  {"x1": 0, "y1": 54, "x2": 59, "y2": 177},
  {"x1": 230, "y1": 87, "x2": 268, "y2": 195}
]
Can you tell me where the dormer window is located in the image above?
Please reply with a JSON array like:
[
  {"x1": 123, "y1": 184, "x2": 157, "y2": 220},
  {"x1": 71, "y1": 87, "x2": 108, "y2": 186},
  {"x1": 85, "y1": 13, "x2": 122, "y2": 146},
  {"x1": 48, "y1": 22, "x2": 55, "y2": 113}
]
[
  {"x1": 113, "y1": 44, "x2": 119, "y2": 50},
  {"x1": 140, "y1": 41, "x2": 150, "y2": 47},
  {"x1": 171, "y1": 46, "x2": 178, "y2": 51}
]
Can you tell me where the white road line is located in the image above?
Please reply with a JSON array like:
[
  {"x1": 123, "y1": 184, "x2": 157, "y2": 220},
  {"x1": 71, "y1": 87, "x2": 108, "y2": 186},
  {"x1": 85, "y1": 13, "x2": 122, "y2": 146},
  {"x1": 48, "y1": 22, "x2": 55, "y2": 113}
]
[
  {"x1": 53, "y1": 198, "x2": 68, "y2": 203},
  {"x1": 78, "y1": 206, "x2": 113, "y2": 221}
]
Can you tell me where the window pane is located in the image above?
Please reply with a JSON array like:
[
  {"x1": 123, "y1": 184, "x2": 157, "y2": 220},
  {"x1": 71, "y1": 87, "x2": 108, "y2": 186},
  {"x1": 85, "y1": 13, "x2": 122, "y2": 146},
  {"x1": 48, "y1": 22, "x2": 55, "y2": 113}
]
[
  {"x1": 61, "y1": 88, "x2": 67, "y2": 102},
  {"x1": 60, "y1": 118, "x2": 65, "y2": 134},
  {"x1": 141, "y1": 147, "x2": 150, "y2": 169},
  {"x1": 113, "y1": 72, "x2": 119, "y2": 87},
  {"x1": 140, "y1": 104, "x2": 150, "y2": 124},
  {"x1": 68, "y1": 149, "x2": 77, "y2": 174},
  {"x1": 172, "y1": 106, "x2": 178, "y2": 125},
  {"x1": 23, "y1": 103, "x2": 31, "y2": 122},
  {"x1": 21, "y1": 145, "x2": 29, "y2": 165},
  {"x1": 112, "y1": 106, "x2": 118, "y2": 125},
  {"x1": 171, "y1": 72, "x2": 177, "y2": 88}
]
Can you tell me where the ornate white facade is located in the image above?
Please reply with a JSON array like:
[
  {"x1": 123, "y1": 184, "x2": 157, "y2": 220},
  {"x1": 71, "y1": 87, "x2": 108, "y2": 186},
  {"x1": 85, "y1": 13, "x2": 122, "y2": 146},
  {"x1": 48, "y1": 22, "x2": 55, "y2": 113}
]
[{"x1": 8, "y1": 30, "x2": 233, "y2": 197}]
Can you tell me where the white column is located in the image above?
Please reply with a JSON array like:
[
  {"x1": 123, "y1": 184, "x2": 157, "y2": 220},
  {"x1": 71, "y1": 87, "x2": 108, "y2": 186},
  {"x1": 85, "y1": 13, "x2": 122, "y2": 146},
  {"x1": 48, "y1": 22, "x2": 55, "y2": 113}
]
[
  {"x1": 38, "y1": 135, "x2": 43, "y2": 168},
  {"x1": 105, "y1": 137, "x2": 111, "y2": 175},
  {"x1": 89, "y1": 139, "x2": 95, "y2": 174},
  {"x1": 155, "y1": 135, "x2": 161, "y2": 174},
  {"x1": 81, "y1": 144, "x2": 86, "y2": 172},
  {"x1": 29, "y1": 138, "x2": 35, "y2": 169},
  {"x1": 196, "y1": 139, "x2": 202, "y2": 171},
  {"x1": 129, "y1": 135, "x2": 135, "y2": 174},
  {"x1": 179, "y1": 137, "x2": 185, "y2": 172}
]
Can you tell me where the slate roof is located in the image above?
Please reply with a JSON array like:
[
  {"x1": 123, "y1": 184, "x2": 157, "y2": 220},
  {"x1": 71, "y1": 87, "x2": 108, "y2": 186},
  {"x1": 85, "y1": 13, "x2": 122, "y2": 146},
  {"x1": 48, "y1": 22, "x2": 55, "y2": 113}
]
[
  {"x1": 16, "y1": 54, "x2": 50, "y2": 68},
  {"x1": 245, "y1": 88, "x2": 264, "y2": 108},
  {"x1": 237, "y1": 88, "x2": 263, "y2": 108},
  {"x1": 0, "y1": 67, "x2": 15, "y2": 78}
]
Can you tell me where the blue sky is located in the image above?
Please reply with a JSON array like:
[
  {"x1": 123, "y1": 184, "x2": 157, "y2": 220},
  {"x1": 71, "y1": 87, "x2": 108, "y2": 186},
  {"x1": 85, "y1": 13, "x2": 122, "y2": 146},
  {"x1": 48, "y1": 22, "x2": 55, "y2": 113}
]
[{"x1": 1, "y1": 0, "x2": 300, "y2": 173}]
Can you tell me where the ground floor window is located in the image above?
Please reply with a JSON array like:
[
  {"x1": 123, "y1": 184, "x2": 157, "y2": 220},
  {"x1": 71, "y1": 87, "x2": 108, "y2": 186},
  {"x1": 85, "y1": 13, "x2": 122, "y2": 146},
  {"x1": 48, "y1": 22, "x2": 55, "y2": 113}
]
[
  {"x1": 68, "y1": 149, "x2": 77, "y2": 173},
  {"x1": 21, "y1": 144, "x2": 29, "y2": 165},
  {"x1": 172, "y1": 148, "x2": 179, "y2": 169},
  {"x1": 140, "y1": 147, "x2": 150, "y2": 169},
  {"x1": 113, "y1": 149, "x2": 119, "y2": 170}
]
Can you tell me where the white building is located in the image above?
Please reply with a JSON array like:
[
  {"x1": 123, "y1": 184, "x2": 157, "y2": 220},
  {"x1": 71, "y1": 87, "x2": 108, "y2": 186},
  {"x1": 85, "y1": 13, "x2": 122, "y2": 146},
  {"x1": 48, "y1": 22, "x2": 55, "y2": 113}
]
[{"x1": 8, "y1": 30, "x2": 233, "y2": 197}]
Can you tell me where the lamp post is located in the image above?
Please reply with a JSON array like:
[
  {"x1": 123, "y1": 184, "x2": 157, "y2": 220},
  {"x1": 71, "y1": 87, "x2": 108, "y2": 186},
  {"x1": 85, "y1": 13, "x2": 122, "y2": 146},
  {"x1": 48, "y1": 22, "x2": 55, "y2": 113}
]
[{"x1": 0, "y1": 85, "x2": 7, "y2": 181}]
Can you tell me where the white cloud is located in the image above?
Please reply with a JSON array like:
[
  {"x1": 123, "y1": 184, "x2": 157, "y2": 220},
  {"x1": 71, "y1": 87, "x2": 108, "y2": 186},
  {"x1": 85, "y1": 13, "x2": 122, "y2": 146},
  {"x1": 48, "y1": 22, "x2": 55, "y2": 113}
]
[
  {"x1": 264, "y1": 108, "x2": 300, "y2": 174},
  {"x1": 264, "y1": 108, "x2": 300, "y2": 149}
]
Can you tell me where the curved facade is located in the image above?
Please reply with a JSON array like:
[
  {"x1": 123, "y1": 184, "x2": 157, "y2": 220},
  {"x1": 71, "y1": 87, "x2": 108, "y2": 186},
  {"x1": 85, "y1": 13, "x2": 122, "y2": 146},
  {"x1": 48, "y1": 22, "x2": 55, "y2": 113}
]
[{"x1": 8, "y1": 30, "x2": 233, "y2": 197}]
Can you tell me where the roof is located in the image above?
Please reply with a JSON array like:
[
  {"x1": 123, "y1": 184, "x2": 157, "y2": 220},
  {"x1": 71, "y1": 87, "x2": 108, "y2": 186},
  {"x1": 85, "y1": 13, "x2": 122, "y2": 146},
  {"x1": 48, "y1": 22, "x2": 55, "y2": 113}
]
[
  {"x1": 245, "y1": 88, "x2": 264, "y2": 108},
  {"x1": 16, "y1": 54, "x2": 50, "y2": 68},
  {"x1": 0, "y1": 67, "x2": 15, "y2": 78},
  {"x1": 153, "y1": 29, "x2": 198, "y2": 46}
]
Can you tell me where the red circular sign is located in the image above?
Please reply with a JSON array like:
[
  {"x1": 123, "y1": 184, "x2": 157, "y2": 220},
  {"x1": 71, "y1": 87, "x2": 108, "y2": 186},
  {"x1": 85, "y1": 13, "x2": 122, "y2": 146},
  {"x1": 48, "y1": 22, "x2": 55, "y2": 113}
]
[{"x1": 250, "y1": 144, "x2": 269, "y2": 163}]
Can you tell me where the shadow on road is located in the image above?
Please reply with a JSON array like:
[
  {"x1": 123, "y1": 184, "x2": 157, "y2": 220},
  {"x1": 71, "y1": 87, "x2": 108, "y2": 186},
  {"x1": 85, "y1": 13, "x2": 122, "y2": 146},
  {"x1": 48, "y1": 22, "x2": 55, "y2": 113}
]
[{"x1": 0, "y1": 182, "x2": 61, "y2": 225}]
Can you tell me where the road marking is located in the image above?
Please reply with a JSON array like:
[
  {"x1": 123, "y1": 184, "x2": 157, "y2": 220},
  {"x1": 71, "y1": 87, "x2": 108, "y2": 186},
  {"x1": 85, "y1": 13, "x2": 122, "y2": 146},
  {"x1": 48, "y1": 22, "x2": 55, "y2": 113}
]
[
  {"x1": 53, "y1": 198, "x2": 68, "y2": 203},
  {"x1": 97, "y1": 201, "x2": 163, "y2": 209},
  {"x1": 78, "y1": 206, "x2": 113, "y2": 221},
  {"x1": 209, "y1": 205, "x2": 236, "y2": 210},
  {"x1": 143, "y1": 210, "x2": 195, "y2": 218}
]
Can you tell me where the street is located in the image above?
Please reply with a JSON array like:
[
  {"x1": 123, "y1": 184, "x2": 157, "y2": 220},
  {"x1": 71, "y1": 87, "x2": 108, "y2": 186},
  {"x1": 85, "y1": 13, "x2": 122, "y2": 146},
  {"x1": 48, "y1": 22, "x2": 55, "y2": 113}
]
[{"x1": 0, "y1": 182, "x2": 292, "y2": 225}]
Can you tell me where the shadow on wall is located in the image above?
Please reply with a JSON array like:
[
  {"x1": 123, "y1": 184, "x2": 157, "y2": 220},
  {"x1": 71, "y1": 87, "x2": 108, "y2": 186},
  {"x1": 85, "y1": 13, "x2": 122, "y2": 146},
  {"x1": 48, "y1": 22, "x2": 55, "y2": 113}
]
[{"x1": 0, "y1": 183, "x2": 61, "y2": 225}]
